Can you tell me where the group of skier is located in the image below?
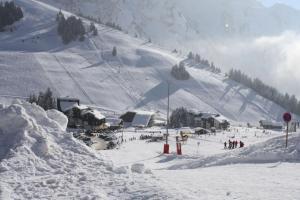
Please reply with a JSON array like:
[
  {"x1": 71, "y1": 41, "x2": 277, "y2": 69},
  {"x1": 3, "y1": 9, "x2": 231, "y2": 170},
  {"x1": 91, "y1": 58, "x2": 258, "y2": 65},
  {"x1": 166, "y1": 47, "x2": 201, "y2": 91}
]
[{"x1": 224, "y1": 140, "x2": 244, "y2": 149}]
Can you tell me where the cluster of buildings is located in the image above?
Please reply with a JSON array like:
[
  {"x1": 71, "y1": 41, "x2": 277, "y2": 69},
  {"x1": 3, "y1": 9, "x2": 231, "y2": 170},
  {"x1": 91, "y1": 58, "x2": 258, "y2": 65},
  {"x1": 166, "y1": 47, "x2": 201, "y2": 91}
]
[
  {"x1": 57, "y1": 98, "x2": 165, "y2": 131},
  {"x1": 57, "y1": 98, "x2": 232, "y2": 132},
  {"x1": 58, "y1": 97, "x2": 300, "y2": 134}
]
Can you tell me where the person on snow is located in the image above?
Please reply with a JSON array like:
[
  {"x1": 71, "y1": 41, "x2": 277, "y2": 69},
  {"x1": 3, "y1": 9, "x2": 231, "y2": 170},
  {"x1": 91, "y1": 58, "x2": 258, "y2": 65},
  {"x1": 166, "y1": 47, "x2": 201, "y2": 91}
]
[
  {"x1": 240, "y1": 141, "x2": 244, "y2": 148},
  {"x1": 224, "y1": 141, "x2": 227, "y2": 149}
]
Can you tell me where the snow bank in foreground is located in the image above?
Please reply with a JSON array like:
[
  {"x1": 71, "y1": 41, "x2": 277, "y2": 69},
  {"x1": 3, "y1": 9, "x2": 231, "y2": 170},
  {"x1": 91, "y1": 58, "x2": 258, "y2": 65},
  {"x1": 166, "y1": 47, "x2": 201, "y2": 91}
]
[
  {"x1": 169, "y1": 133, "x2": 300, "y2": 170},
  {"x1": 0, "y1": 101, "x2": 172, "y2": 199},
  {"x1": 0, "y1": 101, "x2": 67, "y2": 160}
]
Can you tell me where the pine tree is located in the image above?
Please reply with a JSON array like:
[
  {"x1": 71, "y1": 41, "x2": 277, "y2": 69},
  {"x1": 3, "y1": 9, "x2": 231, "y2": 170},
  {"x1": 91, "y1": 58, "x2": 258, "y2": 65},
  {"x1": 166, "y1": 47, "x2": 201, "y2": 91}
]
[
  {"x1": 112, "y1": 46, "x2": 117, "y2": 56},
  {"x1": 57, "y1": 14, "x2": 86, "y2": 44},
  {"x1": 170, "y1": 107, "x2": 194, "y2": 128},
  {"x1": 171, "y1": 62, "x2": 190, "y2": 80},
  {"x1": 228, "y1": 68, "x2": 300, "y2": 115},
  {"x1": 90, "y1": 22, "x2": 95, "y2": 32},
  {"x1": 79, "y1": 34, "x2": 85, "y2": 41},
  {"x1": 93, "y1": 27, "x2": 98, "y2": 36},
  {"x1": 0, "y1": 1, "x2": 24, "y2": 30},
  {"x1": 28, "y1": 88, "x2": 56, "y2": 110},
  {"x1": 187, "y1": 52, "x2": 194, "y2": 59},
  {"x1": 28, "y1": 94, "x2": 38, "y2": 104}
]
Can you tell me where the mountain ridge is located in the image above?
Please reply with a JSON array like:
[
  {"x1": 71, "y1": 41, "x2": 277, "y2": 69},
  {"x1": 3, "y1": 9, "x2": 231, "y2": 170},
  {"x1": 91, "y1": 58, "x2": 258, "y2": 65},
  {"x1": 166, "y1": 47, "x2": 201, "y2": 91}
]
[{"x1": 38, "y1": 0, "x2": 300, "y2": 46}]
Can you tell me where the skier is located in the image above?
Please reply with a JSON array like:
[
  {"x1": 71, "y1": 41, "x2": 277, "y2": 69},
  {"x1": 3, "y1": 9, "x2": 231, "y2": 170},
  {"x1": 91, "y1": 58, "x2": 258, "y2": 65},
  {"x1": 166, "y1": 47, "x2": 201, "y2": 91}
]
[{"x1": 224, "y1": 141, "x2": 227, "y2": 149}]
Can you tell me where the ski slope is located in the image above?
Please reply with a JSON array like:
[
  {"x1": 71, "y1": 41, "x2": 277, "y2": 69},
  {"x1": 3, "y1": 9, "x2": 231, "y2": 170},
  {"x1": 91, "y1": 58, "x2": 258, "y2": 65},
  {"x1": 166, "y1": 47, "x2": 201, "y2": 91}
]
[
  {"x1": 0, "y1": 0, "x2": 290, "y2": 123},
  {"x1": 39, "y1": 0, "x2": 300, "y2": 45}
]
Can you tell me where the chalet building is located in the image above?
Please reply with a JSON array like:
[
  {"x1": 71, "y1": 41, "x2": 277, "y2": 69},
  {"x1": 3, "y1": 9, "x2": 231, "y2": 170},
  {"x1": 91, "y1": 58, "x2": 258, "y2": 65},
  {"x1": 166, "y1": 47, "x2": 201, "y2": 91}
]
[
  {"x1": 64, "y1": 105, "x2": 88, "y2": 128},
  {"x1": 106, "y1": 118, "x2": 123, "y2": 131},
  {"x1": 259, "y1": 120, "x2": 283, "y2": 130},
  {"x1": 57, "y1": 97, "x2": 106, "y2": 130},
  {"x1": 288, "y1": 121, "x2": 300, "y2": 132},
  {"x1": 120, "y1": 111, "x2": 136, "y2": 127},
  {"x1": 57, "y1": 97, "x2": 80, "y2": 113},
  {"x1": 194, "y1": 127, "x2": 209, "y2": 135},
  {"x1": 120, "y1": 110, "x2": 156, "y2": 128},
  {"x1": 81, "y1": 109, "x2": 106, "y2": 130},
  {"x1": 193, "y1": 112, "x2": 230, "y2": 130}
]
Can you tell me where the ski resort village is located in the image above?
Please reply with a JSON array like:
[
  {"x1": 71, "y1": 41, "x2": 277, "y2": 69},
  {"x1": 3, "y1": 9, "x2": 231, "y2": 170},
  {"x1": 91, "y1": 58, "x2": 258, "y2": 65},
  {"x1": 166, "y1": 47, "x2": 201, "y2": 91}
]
[{"x1": 1, "y1": 0, "x2": 300, "y2": 199}]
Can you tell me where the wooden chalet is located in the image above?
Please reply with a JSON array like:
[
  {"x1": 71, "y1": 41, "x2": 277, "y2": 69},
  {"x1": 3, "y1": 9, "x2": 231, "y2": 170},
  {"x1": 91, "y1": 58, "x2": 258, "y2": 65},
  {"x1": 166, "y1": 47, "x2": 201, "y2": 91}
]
[
  {"x1": 57, "y1": 98, "x2": 106, "y2": 130},
  {"x1": 259, "y1": 120, "x2": 283, "y2": 130},
  {"x1": 193, "y1": 112, "x2": 230, "y2": 130}
]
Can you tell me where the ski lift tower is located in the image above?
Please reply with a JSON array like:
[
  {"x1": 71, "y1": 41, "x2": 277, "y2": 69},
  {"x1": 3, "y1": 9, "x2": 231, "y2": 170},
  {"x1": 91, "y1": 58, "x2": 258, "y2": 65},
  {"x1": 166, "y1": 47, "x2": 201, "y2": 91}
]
[{"x1": 163, "y1": 81, "x2": 170, "y2": 154}]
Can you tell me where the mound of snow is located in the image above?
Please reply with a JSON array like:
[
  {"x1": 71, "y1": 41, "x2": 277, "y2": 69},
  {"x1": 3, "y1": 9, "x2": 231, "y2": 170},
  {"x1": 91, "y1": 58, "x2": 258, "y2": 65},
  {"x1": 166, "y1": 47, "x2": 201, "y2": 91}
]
[
  {"x1": 46, "y1": 109, "x2": 68, "y2": 131},
  {"x1": 0, "y1": 101, "x2": 174, "y2": 199},
  {"x1": 130, "y1": 163, "x2": 152, "y2": 174},
  {"x1": 169, "y1": 133, "x2": 300, "y2": 170},
  {"x1": 0, "y1": 102, "x2": 53, "y2": 159},
  {"x1": 131, "y1": 163, "x2": 145, "y2": 174}
]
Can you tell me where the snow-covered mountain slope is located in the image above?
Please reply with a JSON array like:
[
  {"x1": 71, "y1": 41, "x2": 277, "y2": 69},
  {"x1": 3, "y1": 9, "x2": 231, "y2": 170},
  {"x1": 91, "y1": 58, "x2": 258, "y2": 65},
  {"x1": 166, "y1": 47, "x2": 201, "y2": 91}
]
[
  {"x1": 39, "y1": 0, "x2": 300, "y2": 47},
  {"x1": 0, "y1": 0, "x2": 290, "y2": 123}
]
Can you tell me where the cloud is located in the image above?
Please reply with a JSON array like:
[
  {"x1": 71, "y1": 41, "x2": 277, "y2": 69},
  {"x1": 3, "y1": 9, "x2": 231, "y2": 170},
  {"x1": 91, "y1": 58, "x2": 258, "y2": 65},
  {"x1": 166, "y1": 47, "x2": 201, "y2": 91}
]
[{"x1": 189, "y1": 31, "x2": 300, "y2": 98}]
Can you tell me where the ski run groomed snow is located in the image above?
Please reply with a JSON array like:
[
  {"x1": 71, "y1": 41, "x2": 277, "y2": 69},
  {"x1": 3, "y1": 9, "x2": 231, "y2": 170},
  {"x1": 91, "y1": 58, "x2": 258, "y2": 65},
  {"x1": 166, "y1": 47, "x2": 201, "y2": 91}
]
[
  {"x1": 0, "y1": 0, "x2": 293, "y2": 124},
  {"x1": 1, "y1": 0, "x2": 300, "y2": 199}
]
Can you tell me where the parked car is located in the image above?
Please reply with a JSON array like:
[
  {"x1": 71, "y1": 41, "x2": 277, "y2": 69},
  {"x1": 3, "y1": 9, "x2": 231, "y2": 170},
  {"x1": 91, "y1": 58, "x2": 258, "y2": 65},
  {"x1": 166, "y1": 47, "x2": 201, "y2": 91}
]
[{"x1": 194, "y1": 127, "x2": 208, "y2": 135}]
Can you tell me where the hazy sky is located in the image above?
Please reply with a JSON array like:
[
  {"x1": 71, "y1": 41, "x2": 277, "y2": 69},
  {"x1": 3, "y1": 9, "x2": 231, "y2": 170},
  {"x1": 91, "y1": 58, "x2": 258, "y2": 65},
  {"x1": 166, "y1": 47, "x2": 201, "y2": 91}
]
[{"x1": 259, "y1": 0, "x2": 300, "y2": 9}]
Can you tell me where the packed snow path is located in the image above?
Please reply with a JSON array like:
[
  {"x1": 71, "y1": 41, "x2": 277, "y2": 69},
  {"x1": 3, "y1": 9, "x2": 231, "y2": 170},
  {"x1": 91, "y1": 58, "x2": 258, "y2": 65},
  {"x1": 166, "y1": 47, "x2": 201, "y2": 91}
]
[{"x1": 101, "y1": 128, "x2": 300, "y2": 200}]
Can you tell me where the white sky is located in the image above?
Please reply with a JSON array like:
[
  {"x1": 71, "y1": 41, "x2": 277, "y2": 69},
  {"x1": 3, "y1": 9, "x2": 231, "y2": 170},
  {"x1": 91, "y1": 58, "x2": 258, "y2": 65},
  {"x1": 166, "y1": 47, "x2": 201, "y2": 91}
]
[{"x1": 259, "y1": 0, "x2": 300, "y2": 9}]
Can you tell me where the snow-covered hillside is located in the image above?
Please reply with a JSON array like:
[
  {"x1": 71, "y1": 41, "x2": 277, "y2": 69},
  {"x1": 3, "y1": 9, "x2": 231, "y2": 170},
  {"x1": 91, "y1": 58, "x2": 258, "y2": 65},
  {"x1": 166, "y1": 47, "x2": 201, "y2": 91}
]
[
  {"x1": 0, "y1": 0, "x2": 291, "y2": 123},
  {"x1": 37, "y1": 0, "x2": 300, "y2": 101},
  {"x1": 39, "y1": 0, "x2": 300, "y2": 47}
]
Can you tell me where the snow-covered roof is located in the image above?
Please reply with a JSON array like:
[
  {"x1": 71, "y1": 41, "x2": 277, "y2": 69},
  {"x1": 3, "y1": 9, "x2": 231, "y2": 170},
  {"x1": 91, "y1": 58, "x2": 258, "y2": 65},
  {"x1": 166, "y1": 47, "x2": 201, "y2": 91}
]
[
  {"x1": 215, "y1": 115, "x2": 229, "y2": 123},
  {"x1": 74, "y1": 104, "x2": 89, "y2": 110},
  {"x1": 134, "y1": 110, "x2": 155, "y2": 115},
  {"x1": 153, "y1": 119, "x2": 166, "y2": 125},
  {"x1": 200, "y1": 113, "x2": 215, "y2": 119},
  {"x1": 59, "y1": 101, "x2": 79, "y2": 112},
  {"x1": 260, "y1": 120, "x2": 282, "y2": 127},
  {"x1": 195, "y1": 112, "x2": 228, "y2": 122},
  {"x1": 82, "y1": 110, "x2": 105, "y2": 120},
  {"x1": 131, "y1": 111, "x2": 155, "y2": 127},
  {"x1": 179, "y1": 127, "x2": 193, "y2": 132},
  {"x1": 106, "y1": 118, "x2": 122, "y2": 126}
]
